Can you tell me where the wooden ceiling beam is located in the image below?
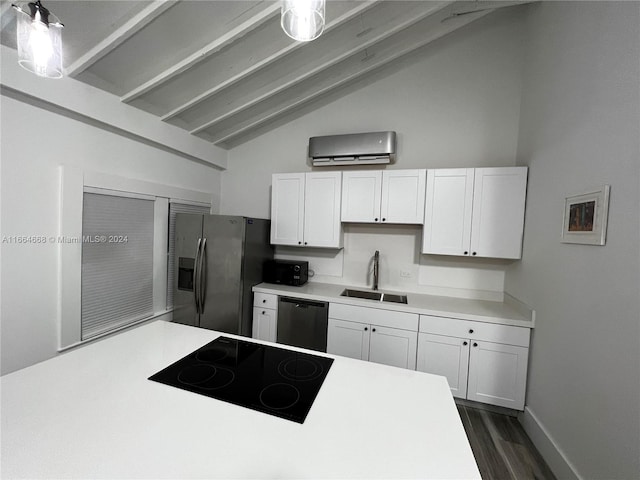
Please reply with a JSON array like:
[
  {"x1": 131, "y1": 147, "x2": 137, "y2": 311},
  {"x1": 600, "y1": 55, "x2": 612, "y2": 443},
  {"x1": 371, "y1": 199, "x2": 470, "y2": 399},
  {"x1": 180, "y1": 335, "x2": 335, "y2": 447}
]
[
  {"x1": 188, "y1": 1, "x2": 454, "y2": 135},
  {"x1": 208, "y1": 8, "x2": 494, "y2": 146},
  {"x1": 119, "y1": 2, "x2": 282, "y2": 104},
  {"x1": 0, "y1": 45, "x2": 227, "y2": 168},
  {"x1": 66, "y1": 1, "x2": 180, "y2": 78},
  {"x1": 160, "y1": 0, "x2": 382, "y2": 122}
]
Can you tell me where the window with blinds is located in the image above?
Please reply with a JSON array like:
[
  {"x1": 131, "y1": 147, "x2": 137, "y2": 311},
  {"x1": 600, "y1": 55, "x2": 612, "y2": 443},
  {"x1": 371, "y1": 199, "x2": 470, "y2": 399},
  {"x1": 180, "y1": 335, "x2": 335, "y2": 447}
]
[
  {"x1": 81, "y1": 193, "x2": 155, "y2": 340},
  {"x1": 166, "y1": 202, "x2": 211, "y2": 309}
]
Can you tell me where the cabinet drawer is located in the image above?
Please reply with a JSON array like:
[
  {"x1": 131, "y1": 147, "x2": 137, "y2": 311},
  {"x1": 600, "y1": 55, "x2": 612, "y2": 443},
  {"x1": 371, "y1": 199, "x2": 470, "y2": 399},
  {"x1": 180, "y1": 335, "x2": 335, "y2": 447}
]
[
  {"x1": 330, "y1": 303, "x2": 418, "y2": 331},
  {"x1": 253, "y1": 293, "x2": 278, "y2": 309},
  {"x1": 419, "y1": 315, "x2": 530, "y2": 347}
]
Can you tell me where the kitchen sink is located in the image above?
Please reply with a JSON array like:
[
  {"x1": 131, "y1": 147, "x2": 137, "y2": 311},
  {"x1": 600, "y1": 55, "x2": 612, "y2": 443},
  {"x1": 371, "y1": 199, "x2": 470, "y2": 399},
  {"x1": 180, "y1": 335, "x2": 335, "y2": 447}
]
[
  {"x1": 341, "y1": 289, "x2": 382, "y2": 301},
  {"x1": 381, "y1": 293, "x2": 408, "y2": 304},
  {"x1": 340, "y1": 289, "x2": 408, "y2": 304}
]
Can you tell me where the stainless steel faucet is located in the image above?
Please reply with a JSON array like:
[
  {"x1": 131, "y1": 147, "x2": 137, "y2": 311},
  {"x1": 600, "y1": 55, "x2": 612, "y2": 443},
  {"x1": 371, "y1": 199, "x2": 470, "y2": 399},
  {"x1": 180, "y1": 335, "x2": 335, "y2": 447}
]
[{"x1": 373, "y1": 250, "x2": 380, "y2": 291}]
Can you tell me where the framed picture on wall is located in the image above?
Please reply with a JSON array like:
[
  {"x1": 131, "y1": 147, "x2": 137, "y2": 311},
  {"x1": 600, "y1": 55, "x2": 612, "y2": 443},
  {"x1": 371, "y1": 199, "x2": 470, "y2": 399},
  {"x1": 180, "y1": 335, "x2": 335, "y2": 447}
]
[{"x1": 561, "y1": 185, "x2": 610, "y2": 245}]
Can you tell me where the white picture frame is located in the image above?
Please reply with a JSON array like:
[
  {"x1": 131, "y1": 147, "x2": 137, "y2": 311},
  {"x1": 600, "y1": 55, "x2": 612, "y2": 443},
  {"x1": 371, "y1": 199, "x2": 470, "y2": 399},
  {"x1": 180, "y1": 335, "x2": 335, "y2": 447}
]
[{"x1": 561, "y1": 185, "x2": 610, "y2": 245}]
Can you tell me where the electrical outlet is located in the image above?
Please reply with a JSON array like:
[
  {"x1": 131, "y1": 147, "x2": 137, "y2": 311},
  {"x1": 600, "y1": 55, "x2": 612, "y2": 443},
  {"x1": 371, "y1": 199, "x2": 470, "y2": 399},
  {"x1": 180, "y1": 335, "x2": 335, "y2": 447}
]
[{"x1": 400, "y1": 270, "x2": 412, "y2": 278}]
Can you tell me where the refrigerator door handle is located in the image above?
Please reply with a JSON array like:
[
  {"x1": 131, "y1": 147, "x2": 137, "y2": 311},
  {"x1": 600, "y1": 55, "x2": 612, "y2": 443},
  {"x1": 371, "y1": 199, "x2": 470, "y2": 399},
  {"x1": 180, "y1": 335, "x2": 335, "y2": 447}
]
[
  {"x1": 199, "y1": 238, "x2": 207, "y2": 313},
  {"x1": 193, "y1": 238, "x2": 202, "y2": 314}
]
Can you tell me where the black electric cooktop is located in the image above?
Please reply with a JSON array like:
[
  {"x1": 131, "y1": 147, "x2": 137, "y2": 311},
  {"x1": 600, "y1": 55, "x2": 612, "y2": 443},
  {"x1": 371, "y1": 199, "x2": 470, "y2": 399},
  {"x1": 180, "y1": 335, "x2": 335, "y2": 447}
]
[{"x1": 149, "y1": 336, "x2": 334, "y2": 424}]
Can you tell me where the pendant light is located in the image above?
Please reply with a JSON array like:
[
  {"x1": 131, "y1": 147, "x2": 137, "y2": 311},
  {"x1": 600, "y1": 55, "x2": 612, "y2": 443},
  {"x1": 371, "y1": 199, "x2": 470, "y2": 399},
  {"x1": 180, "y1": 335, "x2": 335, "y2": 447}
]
[
  {"x1": 12, "y1": 0, "x2": 64, "y2": 78},
  {"x1": 281, "y1": 0, "x2": 325, "y2": 42}
]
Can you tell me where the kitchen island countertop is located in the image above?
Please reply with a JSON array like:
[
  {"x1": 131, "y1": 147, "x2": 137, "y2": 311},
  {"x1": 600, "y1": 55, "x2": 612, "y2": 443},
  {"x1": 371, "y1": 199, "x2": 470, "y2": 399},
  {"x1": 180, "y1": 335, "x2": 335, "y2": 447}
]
[{"x1": 1, "y1": 320, "x2": 480, "y2": 479}]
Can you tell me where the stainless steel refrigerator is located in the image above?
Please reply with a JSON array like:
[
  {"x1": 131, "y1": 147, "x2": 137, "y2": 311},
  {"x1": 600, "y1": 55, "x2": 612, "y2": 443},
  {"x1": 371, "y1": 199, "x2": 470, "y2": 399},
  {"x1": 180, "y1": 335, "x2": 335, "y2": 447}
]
[{"x1": 172, "y1": 214, "x2": 273, "y2": 336}]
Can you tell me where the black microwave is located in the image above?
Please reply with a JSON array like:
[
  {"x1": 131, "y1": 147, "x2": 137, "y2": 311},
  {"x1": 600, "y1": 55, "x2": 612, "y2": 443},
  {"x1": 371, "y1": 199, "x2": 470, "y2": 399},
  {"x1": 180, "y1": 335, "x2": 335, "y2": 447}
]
[{"x1": 263, "y1": 260, "x2": 308, "y2": 286}]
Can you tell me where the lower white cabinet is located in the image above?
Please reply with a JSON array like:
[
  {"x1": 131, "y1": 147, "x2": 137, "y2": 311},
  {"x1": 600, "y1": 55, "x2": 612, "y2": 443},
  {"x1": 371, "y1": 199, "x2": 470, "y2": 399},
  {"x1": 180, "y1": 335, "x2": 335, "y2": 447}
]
[
  {"x1": 417, "y1": 315, "x2": 530, "y2": 410},
  {"x1": 326, "y1": 318, "x2": 369, "y2": 361},
  {"x1": 467, "y1": 340, "x2": 528, "y2": 409},
  {"x1": 252, "y1": 293, "x2": 277, "y2": 342},
  {"x1": 416, "y1": 333, "x2": 469, "y2": 398},
  {"x1": 252, "y1": 291, "x2": 531, "y2": 410},
  {"x1": 368, "y1": 325, "x2": 418, "y2": 370},
  {"x1": 327, "y1": 317, "x2": 418, "y2": 370}
]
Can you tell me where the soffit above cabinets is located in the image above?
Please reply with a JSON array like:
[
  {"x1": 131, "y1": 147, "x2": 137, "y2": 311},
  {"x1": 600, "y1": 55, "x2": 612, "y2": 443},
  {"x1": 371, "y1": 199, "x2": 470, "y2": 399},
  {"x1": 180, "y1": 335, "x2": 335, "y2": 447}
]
[{"x1": 0, "y1": 0, "x2": 531, "y2": 149}]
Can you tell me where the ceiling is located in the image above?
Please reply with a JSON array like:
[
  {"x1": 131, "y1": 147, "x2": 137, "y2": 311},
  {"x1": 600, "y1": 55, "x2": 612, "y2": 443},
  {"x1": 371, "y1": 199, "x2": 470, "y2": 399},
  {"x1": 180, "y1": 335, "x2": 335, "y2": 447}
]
[{"x1": 0, "y1": 0, "x2": 529, "y2": 149}]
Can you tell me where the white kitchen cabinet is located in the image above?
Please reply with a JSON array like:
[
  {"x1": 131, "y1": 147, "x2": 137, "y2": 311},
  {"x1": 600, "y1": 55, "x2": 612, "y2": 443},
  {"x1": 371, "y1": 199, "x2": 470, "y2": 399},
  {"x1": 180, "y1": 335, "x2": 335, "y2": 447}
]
[
  {"x1": 341, "y1": 169, "x2": 426, "y2": 224},
  {"x1": 326, "y1": 318, "x2": 370, "y2": 361},
  {"x1": 422, "y1": 168, "x2": 474, "y2": 256},
  {"x1": 270, "y1": 173, "x2": 304, "y2": 246},
  {"x1": 368, "y1": 325, "x2": 418, "y2": 370},
  {"x1": 422, "y1": 167, "x2": 527, "y2": 259},
  {"x1": 467, "y1": 340, "x2": 528, "y2": 410},
  {"x1": 252, "y1": 293, "x2": 277, "y2": 342},
  {"x1": 270, "y1": 172, "x2": 342, "y2": 248},
  {"x1": 327, "y1": 304, "x2": 418, "y2": 370},
  {"x1": 417, "y1": 333, "x2": 469, "y2": 398},
  {"x1": 340, "y1": 171, "x2": 381, "y2": 223},
  {"x1": 417, "y1": 314, "x2": 530, "y2": 410}
]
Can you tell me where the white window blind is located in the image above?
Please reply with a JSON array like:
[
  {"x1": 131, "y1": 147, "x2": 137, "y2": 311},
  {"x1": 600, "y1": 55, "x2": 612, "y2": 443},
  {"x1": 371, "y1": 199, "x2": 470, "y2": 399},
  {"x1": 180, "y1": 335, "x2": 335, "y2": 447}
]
[
  {"x1": 166, "y1": 202, "x2": 210, "y2": 309},
  {"x1": 81, "y1": 193, "x2": 154, "y2": 340}
]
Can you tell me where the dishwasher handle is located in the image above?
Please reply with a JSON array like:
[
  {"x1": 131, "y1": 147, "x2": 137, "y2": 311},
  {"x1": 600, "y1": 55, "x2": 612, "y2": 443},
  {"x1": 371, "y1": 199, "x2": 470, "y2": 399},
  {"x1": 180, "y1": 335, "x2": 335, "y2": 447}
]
[{"x1": 279, "y1": 297, "x2": 328, "y2": 309}]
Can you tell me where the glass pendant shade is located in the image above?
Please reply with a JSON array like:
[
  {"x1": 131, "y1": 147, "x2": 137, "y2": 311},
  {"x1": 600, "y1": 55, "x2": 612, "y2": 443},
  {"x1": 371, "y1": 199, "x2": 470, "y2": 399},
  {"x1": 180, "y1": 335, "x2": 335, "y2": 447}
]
[
  {"x1": 14, "y1": 1, "x2": 63, "y2": 78},
  {"x1": 281, "y1": 0, "x2": 325, "y2": 42}
]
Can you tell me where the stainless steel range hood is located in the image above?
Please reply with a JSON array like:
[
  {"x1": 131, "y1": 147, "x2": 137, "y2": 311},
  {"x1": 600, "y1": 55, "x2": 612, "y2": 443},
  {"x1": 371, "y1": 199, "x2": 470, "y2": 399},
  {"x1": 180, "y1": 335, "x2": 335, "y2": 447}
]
[{"x1": 309, "y1": 131, "x2": 397, "y2": 166}]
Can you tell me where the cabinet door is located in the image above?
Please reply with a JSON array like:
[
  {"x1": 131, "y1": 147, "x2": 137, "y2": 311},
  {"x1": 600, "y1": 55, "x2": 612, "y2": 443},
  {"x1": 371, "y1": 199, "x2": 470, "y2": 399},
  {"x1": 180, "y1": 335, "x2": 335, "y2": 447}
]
[
  {"x1": 422, "y1": 168, "x2": 474, "y2": 255},
  {"x1": 252, "y1": 307, "x2": 277, "y2": 342},
  {"x1": 303, "y1": 172, "x2": 343, "y2": 248},
  {"x1": 467, "y1": 340, "x2": 528, "y2": 410},
  {"x1": 327, "y1": 318, "x2": 370, "y2": 361},
  {"x1": 341, "y1": 171, "x2": 382, "y2": 223},
  {"x1": 470, "y1": 167, "x2": 528, "y2": 259},
  {"x1": 270, "y1": 173, "x2": 305, "y2": 246},
  {"x1": 416, "y1": 333, "x2": 469, "y2": 398},
  {"x1": 368, "y1": 325, "x2": 418, "y2": 370},
  {"x1": 380, "y1": 169, "x2": 426, "y2": 224}
]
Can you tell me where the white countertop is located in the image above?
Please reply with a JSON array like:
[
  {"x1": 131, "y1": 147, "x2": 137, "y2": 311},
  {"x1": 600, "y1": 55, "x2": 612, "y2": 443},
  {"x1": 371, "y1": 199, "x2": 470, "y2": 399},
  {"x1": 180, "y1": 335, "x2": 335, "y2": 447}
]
[
  {"x1": 254, "y1": 281, "x2": 534, "y2": 328},
  {"x1": 1, "y1": 321, "x2": 480, "y2": 479}
]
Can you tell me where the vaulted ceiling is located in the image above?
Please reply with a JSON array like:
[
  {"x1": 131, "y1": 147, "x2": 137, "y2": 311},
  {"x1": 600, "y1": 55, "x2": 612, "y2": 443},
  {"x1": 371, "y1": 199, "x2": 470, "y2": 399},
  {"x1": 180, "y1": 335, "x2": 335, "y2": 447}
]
[{"x1": 0, "y1": 0, "x2": 529, "y2": 149}]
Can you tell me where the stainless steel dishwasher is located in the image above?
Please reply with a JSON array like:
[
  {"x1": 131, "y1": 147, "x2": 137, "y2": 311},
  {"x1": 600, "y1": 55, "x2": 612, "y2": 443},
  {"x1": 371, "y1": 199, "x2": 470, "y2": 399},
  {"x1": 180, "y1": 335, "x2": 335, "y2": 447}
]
[{"x1": 277, "y1": 297, "x2": 329, "y2": 352}]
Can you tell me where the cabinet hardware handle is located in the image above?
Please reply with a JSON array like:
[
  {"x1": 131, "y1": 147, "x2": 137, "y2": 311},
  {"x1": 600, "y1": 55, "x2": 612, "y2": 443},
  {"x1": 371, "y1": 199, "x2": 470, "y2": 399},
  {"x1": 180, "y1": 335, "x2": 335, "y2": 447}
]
[
  {"x1": 298, "y1": 241, "x2": 302, "y2": 245},
  {"x1": 262, "y1": 311, "x2": 266, "y2": 314},
  {"x1": 463, "y1": 341, "x2": 468, "y2": 346},
  {"x1": 304, "y1": 242, "x2": 308, "y2": 245},
  {"x1": 382, "y1": 218, "x2": 386, "y2": 222},
  {"x1": 372, "y1": 328, "x2": 376, "y2": 332},
  {"x1": 464, "y1": 251, "x2": 469, "y2": 255},
  {"x1": 374, "y1": 218, "x2": 379, "y2": 222},
  {"x1": 472, "y1": 252, "x2": 477, "y2": 256},
  {"x1": 469, "y1": 329, "x2": 474, "y2": 334},
  {"x1": 473, "y1": 342, "x2": 478, "y2": 347},
  {"x1": 262, "y1": 299, "x2": 266, "y2": 303},
  {"x1": 364, "y1": 327, "x2": 368, "y2": 331}
]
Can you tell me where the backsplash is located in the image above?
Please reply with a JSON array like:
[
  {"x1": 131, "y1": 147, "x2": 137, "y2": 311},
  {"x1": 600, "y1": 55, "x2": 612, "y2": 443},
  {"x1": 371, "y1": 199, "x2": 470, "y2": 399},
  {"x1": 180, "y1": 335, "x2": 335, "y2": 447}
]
[{"x1": 275, "y1": 224, "x2": 510, "y2": 301}]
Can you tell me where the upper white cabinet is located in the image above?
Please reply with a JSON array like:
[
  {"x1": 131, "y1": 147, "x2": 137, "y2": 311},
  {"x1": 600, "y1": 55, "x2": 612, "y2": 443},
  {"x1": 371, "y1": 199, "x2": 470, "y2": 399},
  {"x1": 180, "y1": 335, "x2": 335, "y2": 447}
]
[
  {"x1": 270, "y1": 172, "x2": 343, "y2": 248},
  {"x1": 341, "y1": 169, "x2": 426, "y2": 224},
  {"x1": 422, "y1": 167, "x2": 528, "y2": 259}
]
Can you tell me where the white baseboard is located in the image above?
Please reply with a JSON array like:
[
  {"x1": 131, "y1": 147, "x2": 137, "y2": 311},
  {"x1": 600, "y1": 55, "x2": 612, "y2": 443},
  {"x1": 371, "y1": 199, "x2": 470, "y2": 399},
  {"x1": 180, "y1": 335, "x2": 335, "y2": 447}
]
[{"x1": 519, "y1": 406, "x2": 582, "y2": 480}]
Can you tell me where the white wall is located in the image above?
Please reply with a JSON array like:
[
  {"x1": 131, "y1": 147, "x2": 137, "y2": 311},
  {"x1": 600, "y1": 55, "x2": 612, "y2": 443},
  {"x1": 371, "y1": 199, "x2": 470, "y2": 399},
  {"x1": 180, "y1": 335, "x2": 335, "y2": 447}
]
[
  {"x1": 222, "y1": 8, "x2": 526, "y2": 298},
  {"x1": 0, "y1": 95, "x2": 221, "y2": 375},
  {"x1": 505, "y1": 2, "x2": 640, "y2": 479}
]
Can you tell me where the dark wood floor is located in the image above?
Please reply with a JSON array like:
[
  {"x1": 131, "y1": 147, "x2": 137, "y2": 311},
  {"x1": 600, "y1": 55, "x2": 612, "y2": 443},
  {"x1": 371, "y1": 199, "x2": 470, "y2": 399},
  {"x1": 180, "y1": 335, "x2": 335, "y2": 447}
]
[{"x1": 457, "y1": 404, "x2": 556, "y2": 480}]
